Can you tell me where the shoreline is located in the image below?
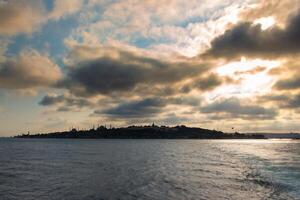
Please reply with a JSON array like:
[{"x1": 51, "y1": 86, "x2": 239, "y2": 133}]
[{"x1": 14, "y1": 125, "x2": 265, "y2": 140}]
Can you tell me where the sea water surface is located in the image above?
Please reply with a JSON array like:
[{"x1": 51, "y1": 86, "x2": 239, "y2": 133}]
[{"x1": 0, "y1": 139, "x2": 299, "y2": 200}]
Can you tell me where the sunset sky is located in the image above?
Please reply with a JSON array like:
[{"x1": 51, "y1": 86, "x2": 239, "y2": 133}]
[{"x1": 0, "y1": 0, "x2": 300, "y2": 136}]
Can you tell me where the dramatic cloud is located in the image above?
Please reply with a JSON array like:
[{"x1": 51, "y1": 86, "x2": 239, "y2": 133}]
[
  {"x1": 0, "y1": 0, "x2": 47, "y2": 36},
  {"x1": 240, "y1": 0, "x2": 300, "y2": 25},
  {"x1": 204, "y1": 11, "x2": 300, "y2": 59},
  {"x1": 0, "y1": 50, "x2": 62, "y2": 90},
  {"x1": 60, "y1": 46, "x2": 214, "y2": 97},
  {"x1": 201, "y1": 97, "x2": 277, "y2": 120}
]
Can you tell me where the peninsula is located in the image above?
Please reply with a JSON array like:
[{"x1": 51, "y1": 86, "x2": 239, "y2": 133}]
[{"x1": 15, "y1": 125, "x2": 265, "y2": 139}]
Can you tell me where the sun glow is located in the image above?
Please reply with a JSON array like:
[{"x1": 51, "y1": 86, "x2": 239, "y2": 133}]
[
  {"x1": 254, "y1": 17, "x2": 276, "y2": 30},
  {"x1": 210, "y1": 58, "x2": 281, "y2": 99},
  {"x1": 216, "y1": 58, "x2": 280, "y2": 76}
]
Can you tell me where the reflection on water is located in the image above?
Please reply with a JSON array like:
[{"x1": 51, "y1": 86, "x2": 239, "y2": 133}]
[{"x1": 0, "y1": 139, "x2": 299, "y2": 200}]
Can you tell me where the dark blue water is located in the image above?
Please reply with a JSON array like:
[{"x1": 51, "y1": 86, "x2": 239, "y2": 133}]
[{"x1": 0, "y1": 139, "x2": 299, "y2": 200}]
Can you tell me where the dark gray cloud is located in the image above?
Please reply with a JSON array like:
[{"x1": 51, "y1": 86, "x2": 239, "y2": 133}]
[
  {"x1": 258, "y1": 94, "x2": 289, "y2": 103},
  {"x1": 39, "y1": 94, "x2": 65, "y2": 106},
  {"x1": 201, "y1": 97, "x2": 277, "y2": 120},
  {"x1": 268, "y1": 59, "x2": 300, "y2": 91},
  {"x1": 59, "y1": 49, "x2": 212, "y2": 97},
  {"x1": 194, "y1": 73, "x2": 223, "y2": 91},
  {"x1": 98, "y1": 98, "x2": 166, "y2": 118},
  {"x1": 287, "y1": 94, "x2": 300, "y2": 109},
  {"x1": 39, "y1": 93, "x2": 93, "y2": 111},
  {"x1": 204, "y1": 12, "x2": 300, "y2": 59},
  {"x1": 95, "y1": 96, "x2": 201, "y2": 118},
  {"x1": 274, "y1": 76, "x2": 300, "y2": 91},
  {"x1": 259, "y1": 93, "x2": 300, "y2": 109},
  {"x1": 180, "y1": 74, "x2": 235, "y2": 94}
]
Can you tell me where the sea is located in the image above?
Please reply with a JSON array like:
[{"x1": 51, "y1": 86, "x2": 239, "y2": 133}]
[{"x1": 0, "y1": 139, "x2": 299, "y2": 200}]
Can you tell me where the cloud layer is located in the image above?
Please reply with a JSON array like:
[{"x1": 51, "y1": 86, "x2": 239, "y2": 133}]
[
  {"x1": 201, "y1": 97, "x2": 277, "y2": 120},
  {"x1": 59, "y1": 45, "x2": 216, "y2": 97},
  {"x1": 204, "y1": 11, "x2": 300, "y2": 59}
]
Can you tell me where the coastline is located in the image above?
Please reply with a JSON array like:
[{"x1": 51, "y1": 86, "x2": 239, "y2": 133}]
[{"x1": 14, "y1": 125, "x2": 265, "y2": 139}]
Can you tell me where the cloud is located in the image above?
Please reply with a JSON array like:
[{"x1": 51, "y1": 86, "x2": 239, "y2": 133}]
[
  {"x1": 0, "y1": 0, "x2": 85, "y2": 36},
  {"x1": 99, "y1": 98, "x2": 166, "y2": 118},
  {"x1": 96, "y1": 96, "x2": 200, "y2": 118},
  {"x1": 193, "y1": 73, "x2": 224, "y2": 91},
  {"x1": 168, "y1": 96, "x2": 201, "y2": 107},
  {"x1": 234, "y1": 66, "x2": 266, "y2": 76},
  {"x1": 0, "y1": 38, "x2": 10, "y2": 63},
  {"x1": 275, "y1": 76, "x2": 300, "y2": 91},
  {"x1": 101, "y1": 0, "x2": 237, "y2": 30},
  {"x1": 240, "y1": 0, "x2": 300, "y2": 25},
  {"x1": 0, "y1": 0, "x2": 47, "y2": 36},
  {"x1": 283, "y1": 94, "x2": 300, "y2": 109},
  {"x1": 39, "y1": 93, "x2": 93, "y2": 111},
  {"x1": 258, "y1": 94, "x2": 289, "y2": 103},
  {"x1": 266, "y1": 58, "x2": 300, "y2": 91},
  {"x1": 0, "y1": 106, "x2": 4, "y2": 114},
  {"x1": 60, "y1": 45, "x2": 213, "y2": 97},
  {"x1": 203, "y1": 11, "x2": 300, "y2": 59},
  {"x1": 48, "y1": 0, "x2": 84, "y2": 20},
  {"x1": 0, "y1": 49, "x2": 62, "y2": 90},
  {"x1": 39, "y1": 94, "x2": 65, "y2": 106},
  {"x1": 68, "y1": 0, "x2": 247, "y2": 57},
  {"x1": 259, "y1": 93, "x2": 300, "y2": 109},
  {"x1": 201, "y1": 97, "x2": 278, "y2": 120}
]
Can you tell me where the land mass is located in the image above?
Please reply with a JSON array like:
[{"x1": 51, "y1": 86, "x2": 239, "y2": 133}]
[{"x1": 15, "y1": 125, "x2": 265, "y2": 139}]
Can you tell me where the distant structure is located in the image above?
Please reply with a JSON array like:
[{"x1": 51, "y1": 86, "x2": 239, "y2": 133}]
[{"x1": 15, "y1": 125, "x2": 265, "y2": 139}]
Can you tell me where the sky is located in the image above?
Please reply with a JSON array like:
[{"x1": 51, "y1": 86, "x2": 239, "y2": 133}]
[{"x1": 0, "y1": 0, "x2": 300, "y2": 136}]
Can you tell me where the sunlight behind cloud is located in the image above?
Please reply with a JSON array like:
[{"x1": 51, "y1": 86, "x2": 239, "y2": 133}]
[
  {"x1": 254, "y1": 16, "x2": 276, "y2": 30},
  {"x1": 216, "y1": 58, "x2": 280, "y2": 76},
  {"x1": 210, "y1": 58, "x2": 281, "y2": 99}
]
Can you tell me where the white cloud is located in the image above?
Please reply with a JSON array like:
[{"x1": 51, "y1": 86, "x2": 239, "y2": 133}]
[
  {"x1": 68, "y1": 0, "x2": 250, "y2": 57},
  {"x1": 48, "y1": 0, "x2": 84, "y2": 20}
]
